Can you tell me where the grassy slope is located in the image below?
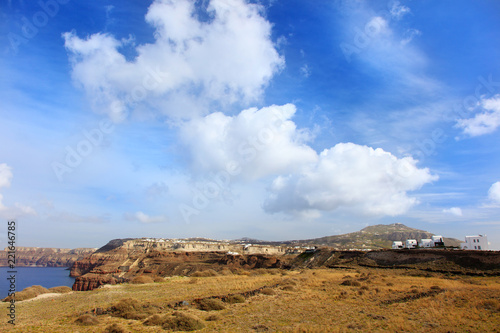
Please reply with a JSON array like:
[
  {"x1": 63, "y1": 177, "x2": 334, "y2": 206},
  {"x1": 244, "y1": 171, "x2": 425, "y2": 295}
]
[{"x1": 1, "y1": 268, "x2": 499, "y2": 332}]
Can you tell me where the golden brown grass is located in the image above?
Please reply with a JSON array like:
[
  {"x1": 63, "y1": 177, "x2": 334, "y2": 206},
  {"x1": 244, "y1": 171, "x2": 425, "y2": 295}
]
[
  {"x1": 48, "y1": 286, "x2": 72, "y2": 294},
  {"x1": 191, "y1": 269, "x2": 219, "y2": 277},
  {"x1": 1, "y1": 269, "x2": 499, "y2": 332},
  {"x1": 2, "y1": 285, "x2": 50, "y2": 302},
  {"x1": 129, "y1": 275, "x2": 154, "y2": 284}
]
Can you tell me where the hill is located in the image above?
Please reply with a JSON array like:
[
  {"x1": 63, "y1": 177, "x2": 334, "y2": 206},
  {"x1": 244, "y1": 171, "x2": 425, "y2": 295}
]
[
  {"x1": 290, "y1": 223, "x2": 462, "y2": 249},
  {"x1": 0, "y1": 247, "x2": 97, "y2": 267}
]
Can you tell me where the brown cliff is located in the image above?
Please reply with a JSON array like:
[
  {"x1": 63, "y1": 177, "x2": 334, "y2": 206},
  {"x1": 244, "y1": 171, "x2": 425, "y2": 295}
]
[
  {"x1": 71, "y1": 239, "x2": 287, "y2": 291},
  {"x1": 288, "y1": 248, "x2": 500, "y2": 275},
  {"x1": 0, "y1": 247, "x2": 97, "y2": 267}
]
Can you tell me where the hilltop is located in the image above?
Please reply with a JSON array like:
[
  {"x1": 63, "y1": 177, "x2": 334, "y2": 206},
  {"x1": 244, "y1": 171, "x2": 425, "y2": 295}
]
[
  {"x1": 298, "y1": 223, "x2": 463, "y2": 249},
  {"x1": 245, "y1": 223, "x2": 462, "y2": 249}
]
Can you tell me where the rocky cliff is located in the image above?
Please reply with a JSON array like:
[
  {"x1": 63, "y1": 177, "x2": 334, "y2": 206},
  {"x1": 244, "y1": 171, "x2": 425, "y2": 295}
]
[
  {"x1": 288, "y1": 248, "x2": 500, "y2": 275},
  {"x1": 0, "y1": 247, "x2": 97, "y2": 267},
  {"x1": 71, "y1": 238, "x2": 287, "y2": 291}
]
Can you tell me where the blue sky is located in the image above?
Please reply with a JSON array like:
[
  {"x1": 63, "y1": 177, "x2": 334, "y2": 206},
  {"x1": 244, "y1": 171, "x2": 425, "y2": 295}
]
[{"x1": 1, "y1": 0, "x2": 499, "y2": 249}]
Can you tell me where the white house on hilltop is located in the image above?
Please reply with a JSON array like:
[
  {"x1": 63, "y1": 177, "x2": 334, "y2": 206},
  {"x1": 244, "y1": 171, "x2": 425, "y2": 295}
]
[
  {"x1": 460, "y1": 235, "x2": 488, "y2": 250},
  {"x1": 392, "y1": 241, "x2": 404, "y2": 249},
  {"x1": 419, "y1": 239, "x2": 433, "y2": 248},
  {"x1": 405, "y1": 239, "x2": 417, "y2": 249}
]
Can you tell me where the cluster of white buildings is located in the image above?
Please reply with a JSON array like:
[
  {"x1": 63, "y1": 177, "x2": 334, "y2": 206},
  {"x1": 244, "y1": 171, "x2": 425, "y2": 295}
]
[
  {"x1": 392, "y1": 234, "x2": 489, "y2": 250},
  {"x1": 392, "y1": 235, "x2": 445, "y2": 249}
]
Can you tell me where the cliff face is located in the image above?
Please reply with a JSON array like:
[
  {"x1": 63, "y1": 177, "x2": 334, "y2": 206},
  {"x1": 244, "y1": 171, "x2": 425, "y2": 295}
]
[
  {"x1": 71, "y1": 239, "x2": 286, "y2": 291},
  {"x1": 288, "y1": 248, "x2": 500, "y2": 274},
  {"x1": 0, "y1": 247, "x2": 97, "y2": 267}
]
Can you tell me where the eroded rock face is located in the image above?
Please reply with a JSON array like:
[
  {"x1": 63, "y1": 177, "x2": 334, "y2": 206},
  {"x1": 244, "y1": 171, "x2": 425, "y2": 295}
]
[
  {"x1": 70, "y1": 239, "x2": 287, "y2": 291},
  {"x1": 0, "y1": 247, "x2": 96, "y2": 267},
  {"x1": 72, "y1": 273, "x2": 119, "y2": 291}
]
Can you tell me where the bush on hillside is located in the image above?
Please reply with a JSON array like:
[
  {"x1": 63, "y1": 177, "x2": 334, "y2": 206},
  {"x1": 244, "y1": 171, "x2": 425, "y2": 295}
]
[
  {"x1": 104, "y1": 323, "x2": 129, "y2": 333},
  {"x1": 198, "y1": 298, "x2": 225, "y2": 311},
  {"x1": 162, "y1": 312, "x2": 205, "y2": 331},
  {"x1": 191, "y1": 269, "x2": 219, "y2": 277},
  {"x1": 74, "y1": 314, "x2": 99, "y2": 326},
  {"x1": 49, "y1": 286, "x2": 72, "y2": 293},
  {"x1": 226, "y1": 294, "x2": 245, "y2": 304},
  {"x1": 2, "y1": 285, "x2": 50, "y2": 302},
  {"x1": 108, "y1": 297, "x2": 158, "y2": 320},
  {"x1": 130, "y1": 275, "x2": 154, "y2": 284}
]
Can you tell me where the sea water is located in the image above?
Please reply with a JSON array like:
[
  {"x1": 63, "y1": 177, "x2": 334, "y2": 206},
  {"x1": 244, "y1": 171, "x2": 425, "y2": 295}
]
[{"x1": 0, "y1": 267, "x2": 75, "y2": 299}]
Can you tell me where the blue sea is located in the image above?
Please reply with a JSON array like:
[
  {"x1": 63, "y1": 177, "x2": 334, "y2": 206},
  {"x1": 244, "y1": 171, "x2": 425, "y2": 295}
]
[{"x1": 0, "y1": 267, "x2": 75, "y2": 299}]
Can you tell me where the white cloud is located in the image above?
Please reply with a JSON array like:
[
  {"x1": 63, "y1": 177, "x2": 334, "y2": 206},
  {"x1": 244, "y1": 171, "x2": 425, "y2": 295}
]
[
  {"x1": 401, "y1": 28, "x2": 421, "y2": 46},
  {"x1": 457, "y1": 95, "x2": 500, "y2": 136},
  {"x1": 488, "y1": 181, "x2": 500, "y2": 204},
  {"x1": 390, "y1": 1, "x2": 411, "y2": 20},
  {"x1": 125, "y1": 211, "x2": 167, "y2": 224},
  {"x1": 263, "y1": 143, "x2": 438, "y2": 217},
  {"x1": 0, "y1": 163, "x2": 13, "y2": 189},
  {"x1": 443, "y1": 207, "x2": 462, "y2": 217},
  {"x1": 63, "y1": 0, "x2": 284, "y2": 122},
  {"x1": 300, "y1": 64, "x2": 311, "y2": 77},
  {"x1": 180, "y1": 104, "x2": 318, "y2": 180},
  {"x1": 0, "y1": 163, "x2": 36, "y2": 218}
]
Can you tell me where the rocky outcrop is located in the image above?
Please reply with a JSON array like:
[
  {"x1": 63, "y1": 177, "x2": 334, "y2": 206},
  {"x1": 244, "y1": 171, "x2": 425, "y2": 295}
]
[
  {"x1": 71, "y1": 238, "x2": 288, "y2": 291},
  {"x1": 0, "y1": 247, "x2": 97, "y2": 267},
  {"x1": 289, "y1": 248, "x2": 500, "y2": 274}
]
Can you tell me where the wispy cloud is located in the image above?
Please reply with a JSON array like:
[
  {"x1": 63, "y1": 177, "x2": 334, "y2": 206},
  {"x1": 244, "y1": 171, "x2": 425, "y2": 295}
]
[{"x1": 124, "y1": 211, "x2": 168, "y2": 224}]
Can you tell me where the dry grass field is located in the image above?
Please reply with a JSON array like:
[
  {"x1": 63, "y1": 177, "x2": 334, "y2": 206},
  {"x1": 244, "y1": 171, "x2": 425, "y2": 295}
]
[{"x1": 1, "y1": 268, "x2": 499, "y2": 332}]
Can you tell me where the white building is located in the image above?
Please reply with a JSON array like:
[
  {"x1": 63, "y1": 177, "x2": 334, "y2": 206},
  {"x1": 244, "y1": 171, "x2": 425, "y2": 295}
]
[
  {"x1": 405, "y1": 239, "x2": 417, "y2": 249},
  {"x1": 419, "y1": 239, "x2": 433, "y2": 248},
  {"x1": 432, "y1": 235, "x2": 445, "y2": 247},
  {"x1": 460, "y1": 235, "x2": 488, "y2": 250},
  {"x1": 392, "y1": 241, "x2": 404, "y2": 249}
]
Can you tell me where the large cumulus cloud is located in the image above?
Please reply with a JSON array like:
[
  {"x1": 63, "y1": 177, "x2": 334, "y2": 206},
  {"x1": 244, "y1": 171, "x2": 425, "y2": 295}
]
[
  {"x1": 263, "y1": 142, "x2": 438, "y2": 217},
  {"x1": 63, "y1": 0, "x2": 284, "y2": 121}
]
